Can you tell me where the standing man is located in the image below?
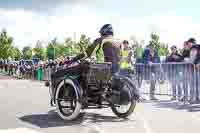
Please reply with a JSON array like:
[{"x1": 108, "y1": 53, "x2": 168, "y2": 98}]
[
  {"x1": 120, "y1": 40, "x2": 133, "y2": 75},
  {"x1": 182, "y1": 38, "x2": 197, "y2": 102},
  {"x1": 166, "y1": 45, "x2": 183, "y2": 100},
  {"x1": 181, "y1": 40, "x2": 193, "y2": 102},
  {"x1": 182, "y1": 41, "x2": 191, "y2": 60},
  {"x1": 142, "y1": 45, "x2": 160, "y2": 100},
  {"x1": 46, "y1": 59, "x2": 56, "y2": 80},
  {"x1": 0, "y1": 59, "x2": 2, "y2": 72},
  {"x1": 189, "y1": 44, "x2": 200, "y2": 103}
]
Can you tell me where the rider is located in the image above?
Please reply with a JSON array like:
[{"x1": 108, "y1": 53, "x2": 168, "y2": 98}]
[
  {"x1": 72, "y1": 24, "x2": 121, "y2": 73},
  {"x1": 51, "y1": 24, "x2": 121, "y2": 80}
]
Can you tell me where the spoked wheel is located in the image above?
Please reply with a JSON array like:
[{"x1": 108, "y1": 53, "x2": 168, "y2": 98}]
[
  {"x1": 55, "y1": 79, "x2": 82, "y2": 120},
  {"x1": 111, "y1": 77, "x2": 137, "y2": 118}
]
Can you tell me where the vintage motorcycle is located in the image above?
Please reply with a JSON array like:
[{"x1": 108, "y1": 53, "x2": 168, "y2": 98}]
[{"x1": 45, "y1": 58, "x2": 139, "y2": 120}]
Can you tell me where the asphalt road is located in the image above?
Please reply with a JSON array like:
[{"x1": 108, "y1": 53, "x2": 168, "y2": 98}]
[{"x1": 0, "y1": 75, "x2": 200, "y2": 133}]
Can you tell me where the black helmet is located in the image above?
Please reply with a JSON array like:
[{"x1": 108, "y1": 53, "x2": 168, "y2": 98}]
[
  {"x1": 99, "y1": 24, "x2": 113, "y2": 36},
  {"x1": 187, "y1": 38, "x2": 196, "y2": 44}
]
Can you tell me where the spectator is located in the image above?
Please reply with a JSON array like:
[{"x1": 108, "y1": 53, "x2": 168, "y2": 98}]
[
  {"x1": 120, "y1": 40, "x2": 133, "y2": 75},
  {"x1": 47, "y1": 59, "x2": 56, "y2": 69},
  {"x1": 63, "y1": 57, "x2": 73, "y2": 69},
  {"x1": 178, "y1": 38, "x2": 197, "y2": 102},
  {"x1": 37, "y1": 60, "x2": 44, "y2": 81},
  {"x1": 143, "y1": 45, "x2": 160, "y2": 64},
  {"x1": 142, "y1": 45, "x2": 160, "y2": 100},
  {"x1": 46, "y1": 59, "x2": 57, "y2": 80},
  {"x1": 166, "y1": 45, "x2": 182, "y2": 100},
  {"x1": 187, "y1": 38, "x2": 196, "y2": 47},
  {"x1": 59, "y1": 60, "x2": 64, "y2": 67},
  {"x1": 4, "y1": 59, "x2": 8, "y2": 73},
  {"x1": 182, "y1": 41, "x2": 191, "y2": 60},
  {"x1": 135, "y1": 45, "x2": 144, "y2": 59},
  {"x1": 0, "y1": 59, "x2": 3, "y2": 72},
  {"x1": 190, "y1": 44, "x2": 200, "y2": 103},
  {"x1": 166, "y1": 45, "x2": 183, "y2": 62},
  {"x1": 33, "y1": 63, "x2": 39, "y2": 80},
  {"x1": 64, "y1": 57, "x2": 71, "y2": 65},
  {"x1": 193, "y1": 45, "x2": 200, "y2": 64}
]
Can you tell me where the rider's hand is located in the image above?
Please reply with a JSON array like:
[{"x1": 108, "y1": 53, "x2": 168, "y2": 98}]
[{"x1": 94, "y1": 37, "x2": 103, "y2": 44}]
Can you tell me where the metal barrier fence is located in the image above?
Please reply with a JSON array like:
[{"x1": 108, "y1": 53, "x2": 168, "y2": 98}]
[
  {"x1": 1, "y1": 63, "x2": 200, "y2": 103},
  {"x1": 135, "y1": 62, "x2": 200, "y2": 102}
]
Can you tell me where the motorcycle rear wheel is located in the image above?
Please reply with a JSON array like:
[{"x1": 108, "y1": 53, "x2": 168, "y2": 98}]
[
  {"x1": 111, "y1": 99, "x2": 136, "y2": 118},
  {"x1": 111, "y1": 77, "x2": 137, "y2": 118}
]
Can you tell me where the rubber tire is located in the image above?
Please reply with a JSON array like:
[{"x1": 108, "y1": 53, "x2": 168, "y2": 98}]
[
  {"x1": 111, "y1": 77, "x2": 137, "y2": 118},
  {"x1": 111, "y1": 99, "x2": 136, "y2": 118},
  {"x1": 55, "y1": 79, "x2": 82, "y2": 121}
]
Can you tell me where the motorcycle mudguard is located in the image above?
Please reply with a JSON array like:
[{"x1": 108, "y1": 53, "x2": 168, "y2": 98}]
[
  {"x1": 122, "y1": 76, "x2": 140, "y2": 101},
  {"x1": 53, "y1": 76, "x2": 82, "y2": 103},
  {"x1": 112, "y1": 74, "x2": 140, "y2": 102}
]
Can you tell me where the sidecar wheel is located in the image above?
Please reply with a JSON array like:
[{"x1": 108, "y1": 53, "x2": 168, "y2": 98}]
[{"x1": 55, "y1": 79, "x2": 82, "y2": 120}]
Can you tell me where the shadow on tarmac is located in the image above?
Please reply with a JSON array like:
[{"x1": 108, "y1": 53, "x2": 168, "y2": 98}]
[{"x1": 19, "y1": 110, "x2": 133, "y2": 128}]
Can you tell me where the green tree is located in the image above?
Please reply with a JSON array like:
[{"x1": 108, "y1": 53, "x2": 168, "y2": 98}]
[
  {"x1": 158, "y1": 43, "x2": 169, "y2": 56},
  {"x1": 11, "y1": 47, "x2": 22, "y2": 60},
  {"x1": 149, "y1": 32, "x2": 169, "y2": 56},
  {"x1": 0, "y1": 29, "x2": 14, "y2": 59},
  {"x1": 65, "y1": 37, "x2": 75, "y2": 56},
  {"x1": 149, "y1": 32, "x2": 161, "y2": 52},
  {"x1": 22, "y1": 46, "x2": 32, "y2": 59},
  {"x1": 76, "y1": 34, "x2": 91, "y2": 53},
  {"x1": 46, "y1": 38, "x2": 64, "y2": 59},
  {"x1": 33, "y1": 40, "x2": 46, "y2": 60},
  {"x1": 57, "y1": 43, "x2": 67, "y2": 57}
]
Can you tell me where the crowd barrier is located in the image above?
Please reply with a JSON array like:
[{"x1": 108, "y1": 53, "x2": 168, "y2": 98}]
[
  {"x1": 135, "y1": 62, "x2": 200, "y2": 102},
  {"x1": 1, "y1": 63, "x2": 200, "y2": 103}
]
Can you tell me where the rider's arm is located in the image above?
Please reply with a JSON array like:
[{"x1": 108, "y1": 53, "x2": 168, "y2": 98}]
[{"x1": 73, "y1": 38, "x2": 102, "y2": 61}]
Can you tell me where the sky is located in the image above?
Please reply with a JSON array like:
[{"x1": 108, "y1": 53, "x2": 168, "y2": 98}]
[{"x1": 0, "y1": 0, "x2": 200, "y2": 49}]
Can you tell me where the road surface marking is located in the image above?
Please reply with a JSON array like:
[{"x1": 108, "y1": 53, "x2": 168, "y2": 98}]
[{"x1": 0, "y1": 128, "x2": 43, "y2": 133}]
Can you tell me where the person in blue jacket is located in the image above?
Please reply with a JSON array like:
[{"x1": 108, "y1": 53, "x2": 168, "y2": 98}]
[
  {"x1": 142, "y1": 45, "x2": 160, "y2": 100},
  {"x1": 142, "y1": 45, "x2": 160, "y2": 64}
]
